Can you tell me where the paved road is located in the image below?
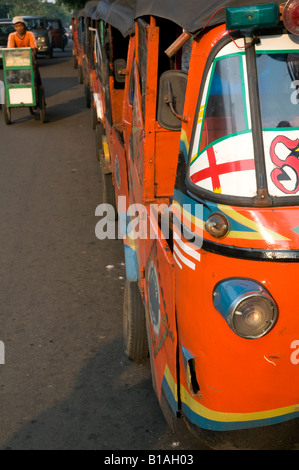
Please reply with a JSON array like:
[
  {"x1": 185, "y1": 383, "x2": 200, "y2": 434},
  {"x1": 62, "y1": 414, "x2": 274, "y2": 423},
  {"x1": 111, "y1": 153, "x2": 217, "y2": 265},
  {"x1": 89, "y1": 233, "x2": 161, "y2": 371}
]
[
  {"x1": 0, "y1": 43, "x2": 207, "y2": 451},
  {"x1": 0, "y1": 43, "x2": 297, "y2": 452}
]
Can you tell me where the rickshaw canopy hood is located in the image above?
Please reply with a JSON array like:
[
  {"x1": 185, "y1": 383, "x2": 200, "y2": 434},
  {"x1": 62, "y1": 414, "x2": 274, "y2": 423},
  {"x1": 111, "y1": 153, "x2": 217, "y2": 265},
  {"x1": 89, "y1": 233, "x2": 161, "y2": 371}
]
[
  {"x1": 134, "y1": 0, "x2": 283, "y2": 34},
  {"x1": 93, "y1": 0, "x2": 136, "y2": 37},
  {"x1": 84, "y1": 1, "x2": 99, "y2": 18}
]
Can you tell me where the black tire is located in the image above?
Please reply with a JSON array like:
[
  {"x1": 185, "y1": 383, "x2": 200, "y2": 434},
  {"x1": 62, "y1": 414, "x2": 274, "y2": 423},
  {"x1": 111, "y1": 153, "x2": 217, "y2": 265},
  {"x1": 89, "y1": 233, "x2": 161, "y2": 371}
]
[
  {"x1": 39, "y1": 86, "x2": 46, "y2": 123},
  {"x1": 102, "y1": 173, "x2": 117, "y2": 218},
  {"x1": 123, "y1": 281, "x2": 149, "y2": 362},
  {"x1": 84, "y1": 84, "x2": 91, "y2": 108},
  {"x1": 3, "y1": 102, "x2": 11, "y2": 125},
  {"x1": 78, "y1": 65, "x2": 83, "y2": 84},
  {"x1": 95, "y1": 122, "x2": 104, "y2": 160},
  {"x1": 91, "y1": 95, "x2": 97, "y2": 130},
  {"x1": 73, "y1": 55, "x2": 78, "y2": 69}
]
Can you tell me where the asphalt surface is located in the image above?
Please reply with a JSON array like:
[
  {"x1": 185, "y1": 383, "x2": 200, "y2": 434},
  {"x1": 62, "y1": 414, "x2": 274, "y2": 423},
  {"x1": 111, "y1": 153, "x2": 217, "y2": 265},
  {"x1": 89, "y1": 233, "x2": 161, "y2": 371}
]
[{"x1": 0, "y1": 42, "x2": 297, "y2": 453}]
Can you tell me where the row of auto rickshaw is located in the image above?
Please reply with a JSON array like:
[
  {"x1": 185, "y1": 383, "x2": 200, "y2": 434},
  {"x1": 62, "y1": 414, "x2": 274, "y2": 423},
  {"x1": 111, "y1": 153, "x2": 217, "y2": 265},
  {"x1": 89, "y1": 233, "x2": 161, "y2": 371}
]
[{"x1": 73, "y1": 0, "x2": 299, "y2": 449}]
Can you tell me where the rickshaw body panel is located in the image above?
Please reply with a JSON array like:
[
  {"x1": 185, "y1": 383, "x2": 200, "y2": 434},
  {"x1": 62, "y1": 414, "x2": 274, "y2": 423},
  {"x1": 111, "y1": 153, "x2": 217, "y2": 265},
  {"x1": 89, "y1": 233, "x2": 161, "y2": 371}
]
[
  {"x1": 105, "y1": 118, "x2": 129, "y2": 206},
  {"x1": 171, "y1": 195, "x2": 299, "y2": 429},
  {"x1": 143, "y1": 213, "x2": 178, "y2": 413},
  {"x1": 169, "y1": 23, "x2": 299, "y2": 429}
]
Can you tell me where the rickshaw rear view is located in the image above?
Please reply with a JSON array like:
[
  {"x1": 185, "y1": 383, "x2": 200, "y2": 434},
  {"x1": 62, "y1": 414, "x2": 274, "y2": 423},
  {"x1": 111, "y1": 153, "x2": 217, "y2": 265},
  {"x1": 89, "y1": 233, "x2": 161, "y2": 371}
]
[{"x1": 2, "y1": 47, "x2": 46, "y2": 124}]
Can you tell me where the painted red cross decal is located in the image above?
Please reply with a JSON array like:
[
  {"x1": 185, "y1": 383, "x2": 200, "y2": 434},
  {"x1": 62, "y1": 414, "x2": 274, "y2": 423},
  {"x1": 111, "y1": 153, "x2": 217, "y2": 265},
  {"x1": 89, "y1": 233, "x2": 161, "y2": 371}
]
[{"x1": 191, "y1": 146, "x2": 255, "y2": 192}]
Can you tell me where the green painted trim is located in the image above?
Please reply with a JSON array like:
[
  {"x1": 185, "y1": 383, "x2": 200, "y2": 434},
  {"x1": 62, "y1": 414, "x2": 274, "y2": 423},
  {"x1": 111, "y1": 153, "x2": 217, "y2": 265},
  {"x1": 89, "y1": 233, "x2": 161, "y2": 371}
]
[
  {"x1": 239, "y1": 54, "x2": 249, "y2": 130},
  {"x1": 193, "y1": 53, "x2": 250, "y2": 166},
  {"x1": 191, "y1": 129, "x2": 252, "y2": 166}
]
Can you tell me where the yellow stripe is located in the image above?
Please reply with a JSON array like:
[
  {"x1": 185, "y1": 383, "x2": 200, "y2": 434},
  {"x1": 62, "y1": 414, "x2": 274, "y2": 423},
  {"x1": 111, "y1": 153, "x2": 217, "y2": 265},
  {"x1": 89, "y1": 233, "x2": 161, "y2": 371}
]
[
  {"x1": 218, "y1": 204, "x2": 290, "y2": 241},
  {"x1": 180, "y1": 129, "x2": 189, "y2": 154},
  {"x1": 172, "y1": 201, "x2": 204, "y2": 233},
  {"x1": 190, "y1": 153, "x2": 198, "y2": 164},
  {"x1": 180, "y1": 384, "x2": 299, "y2": 423},
  {"x1": 197, "y1": 105, "x2": 205, "y2": 123},
  {"x1": 173, "y1": 201, "x2": 289, "y2": 242},
  {"x1": 164, "y1": 364, "x2": 178, "y2": 402},
  {"x1": 163, "y1": 364, "x2": 299, "y2": 424}
]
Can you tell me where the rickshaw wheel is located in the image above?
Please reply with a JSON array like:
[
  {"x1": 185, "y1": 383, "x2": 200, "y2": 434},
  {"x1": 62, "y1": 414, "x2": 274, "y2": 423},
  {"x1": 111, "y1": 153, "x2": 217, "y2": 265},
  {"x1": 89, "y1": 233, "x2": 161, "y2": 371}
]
[
  {"x1": 39, "y1": 87, "x2": 46, "y2": 123},
  {"x1": 73, "y1": 55, "x2": 78, "y2": 69},
  {"x1": 78, "y1": 65, "x2": 83, "y2": 84},
  {"x1": 91, "y1": 95, "x2": 97, "y2": 129},
  {"x1": 102, "y1": 173, "x2": 117, "y2": 218},
  {"x1": 95, "y1": 122, "x2": 104, "y2": 160},
  {"x1": 123, "y1": 280, "x2": 149, "y2": 362},
  {"x1": 84, "y1": 84, "x2": 91, "y2": 108},
  {"x1": 3, "y1": 103, "x2": 11, "y2": 125}
]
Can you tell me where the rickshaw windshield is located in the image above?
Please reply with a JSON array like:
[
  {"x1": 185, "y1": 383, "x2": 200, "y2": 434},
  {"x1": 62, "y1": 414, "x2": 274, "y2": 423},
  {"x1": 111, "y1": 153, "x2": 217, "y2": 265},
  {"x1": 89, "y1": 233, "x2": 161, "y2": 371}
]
[
  {"x1": 188, "y1": 37, "x2": 299, "y2": 203},
  {"x1": 189, "y1": 41, "x2": 255, "y2": 198},
  {"x1": 257, "y1": 52, "x2": 299, "y2": 128},
  {"x1": 25, "y1": 19, "x2": 46, "y2": 30}
]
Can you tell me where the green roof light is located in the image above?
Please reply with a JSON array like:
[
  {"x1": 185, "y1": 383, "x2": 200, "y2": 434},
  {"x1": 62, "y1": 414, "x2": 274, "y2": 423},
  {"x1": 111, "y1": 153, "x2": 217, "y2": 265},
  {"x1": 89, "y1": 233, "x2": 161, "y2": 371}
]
[{"x1": 226, "y1": 3, "x2": 280, "y2": 30}]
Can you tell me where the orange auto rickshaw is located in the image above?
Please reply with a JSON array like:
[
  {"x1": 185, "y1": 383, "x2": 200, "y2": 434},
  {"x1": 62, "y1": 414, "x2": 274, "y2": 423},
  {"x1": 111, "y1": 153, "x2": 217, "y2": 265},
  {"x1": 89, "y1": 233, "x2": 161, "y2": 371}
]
[
  {"x1": 93, "y1": 0, "x2": 299, "y2": 448},
  {"x1": 71, "y1": 10, "x2": 79, "y2": 69},
  {"x1": 91, "y1": 0, "x2": 134, "y2": 204}
]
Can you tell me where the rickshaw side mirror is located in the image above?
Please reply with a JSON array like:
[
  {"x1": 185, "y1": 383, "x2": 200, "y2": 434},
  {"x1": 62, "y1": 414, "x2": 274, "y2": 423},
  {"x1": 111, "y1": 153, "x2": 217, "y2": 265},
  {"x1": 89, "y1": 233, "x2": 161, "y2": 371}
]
[
  {"x1": 157, "y1": 70, "x2": 188, "y2": 131},
  {"x1": 114, "y1": 58, "x2": 127, "y2": 83}
]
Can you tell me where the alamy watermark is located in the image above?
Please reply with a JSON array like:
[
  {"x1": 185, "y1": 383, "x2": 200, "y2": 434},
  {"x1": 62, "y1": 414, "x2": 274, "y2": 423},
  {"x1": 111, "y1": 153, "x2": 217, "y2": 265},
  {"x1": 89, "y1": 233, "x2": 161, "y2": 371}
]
[
  {"x1": 0, "y1": 80, "x2": 4, "y2": 105},
  {"x1": 95, "y1": 196, "x2": 203, "y2": 248},
  {"x1": 0, "y1": 341, "x2": 4, "y2": 364}
]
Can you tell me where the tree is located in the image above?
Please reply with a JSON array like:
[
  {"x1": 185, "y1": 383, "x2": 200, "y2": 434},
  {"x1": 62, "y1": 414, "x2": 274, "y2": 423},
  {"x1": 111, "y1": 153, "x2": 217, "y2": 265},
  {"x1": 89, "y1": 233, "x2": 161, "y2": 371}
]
[
  {"x1": 0, "y1": 0, "x2": 72, "y2": 26},
  {"x1": 0, "y1": 0, "x2": 13, "y2": 18},
  {"x1": 57, "y1": 0, "x2": 86, "y2": 11}
]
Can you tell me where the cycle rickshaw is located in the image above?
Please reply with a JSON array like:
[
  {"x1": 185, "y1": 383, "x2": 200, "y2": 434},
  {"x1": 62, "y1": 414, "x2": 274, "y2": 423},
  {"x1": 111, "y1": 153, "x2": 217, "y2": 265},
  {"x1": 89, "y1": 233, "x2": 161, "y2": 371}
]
[{"x1": 2, "y1": 47, "x2": 46, "y2": 124}]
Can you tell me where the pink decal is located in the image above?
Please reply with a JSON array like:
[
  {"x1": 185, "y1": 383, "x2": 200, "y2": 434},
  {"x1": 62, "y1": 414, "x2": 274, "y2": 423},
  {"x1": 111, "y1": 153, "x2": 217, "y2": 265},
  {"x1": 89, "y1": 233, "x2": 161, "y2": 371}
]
[{"x1": 270, "y1": 136, "x2": 299, "y2": 194}]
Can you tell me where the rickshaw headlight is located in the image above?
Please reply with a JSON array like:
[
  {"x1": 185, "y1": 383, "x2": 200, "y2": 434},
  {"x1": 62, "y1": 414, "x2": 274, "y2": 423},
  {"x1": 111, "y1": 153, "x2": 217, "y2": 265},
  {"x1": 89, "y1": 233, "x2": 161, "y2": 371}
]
[
  {"x1": 205, "y1": 213, "x2": 229, "y2": 239},
  {"x1": 283, "y1": 0, "x2": 299, "y2": 35},
  {"x1": 213, "y1": 278, "x2": 277, "y2": 339}
]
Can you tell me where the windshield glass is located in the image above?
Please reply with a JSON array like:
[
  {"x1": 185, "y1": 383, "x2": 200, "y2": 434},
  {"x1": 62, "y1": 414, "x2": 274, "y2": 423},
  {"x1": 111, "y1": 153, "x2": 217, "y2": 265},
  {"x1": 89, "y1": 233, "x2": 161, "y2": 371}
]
[
  {"x1": 189, "y1": 41, "x2": 256, "y2": 198},
  {"x1": 25, "y1": 18, "x2": 46, "y2": 30},
  {"x1": 200, "y1": 55, "x2": 246, "y2": 149},
  {"x1": 189, "y1": 36, "x2": 299, "y2": 203},
  {"x1": 255, "y1": 36, "x2": 299, "y2": 198},
  {"x1": 257, "y1": 52, "x2": 299, "y2": 128}
]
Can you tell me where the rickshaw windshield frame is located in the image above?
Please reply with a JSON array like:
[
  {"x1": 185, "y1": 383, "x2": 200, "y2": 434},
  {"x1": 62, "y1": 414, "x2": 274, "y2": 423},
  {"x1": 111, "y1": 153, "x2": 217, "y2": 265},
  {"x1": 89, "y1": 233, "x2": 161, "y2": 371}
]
[{"x1": 186, "y1": 32, "x2": 299, "y2": 207}]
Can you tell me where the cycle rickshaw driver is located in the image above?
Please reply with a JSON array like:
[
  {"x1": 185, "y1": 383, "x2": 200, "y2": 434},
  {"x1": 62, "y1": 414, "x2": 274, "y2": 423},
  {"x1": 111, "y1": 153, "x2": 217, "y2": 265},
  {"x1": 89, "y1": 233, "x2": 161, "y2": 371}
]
[{"x1": 7, "y1": 16, "x2": 43, "y2": 106}]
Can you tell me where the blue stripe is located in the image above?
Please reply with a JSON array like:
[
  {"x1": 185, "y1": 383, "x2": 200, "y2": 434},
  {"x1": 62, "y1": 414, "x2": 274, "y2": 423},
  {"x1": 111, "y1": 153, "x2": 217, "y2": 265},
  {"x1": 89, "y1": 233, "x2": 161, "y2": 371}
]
[
  {"x1": 181, "y1": 402, "x2": 299, "y2": 431},
  {"x1": 123, "y1": 245, "x2": 138, "y2": 281}
]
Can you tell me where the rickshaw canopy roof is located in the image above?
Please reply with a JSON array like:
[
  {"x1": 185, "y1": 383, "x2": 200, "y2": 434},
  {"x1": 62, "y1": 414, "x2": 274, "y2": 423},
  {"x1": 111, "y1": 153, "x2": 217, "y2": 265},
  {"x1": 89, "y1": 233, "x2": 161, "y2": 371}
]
[
  {"x1": 84, "y1": 1, "x2": 99, "y2": 18},
  {"x1": 135, "y1": 0, "x2": 283, "y2": 34},
  {"x1": 90, "y1": 0, "x2": 283, "y2": 36},
  {"x1": 93, "y1": 0, "x2": 136, "y2": 37},
  {"x1": 71, "y1": 10, "x2": 80, "y2": 19}
]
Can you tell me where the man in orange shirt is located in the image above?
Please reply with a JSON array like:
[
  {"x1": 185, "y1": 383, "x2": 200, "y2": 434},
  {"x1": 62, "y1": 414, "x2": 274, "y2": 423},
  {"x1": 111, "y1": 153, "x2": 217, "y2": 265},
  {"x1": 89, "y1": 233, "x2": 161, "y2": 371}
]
[
  {"x1": 7, "y1": 16, "x2": 38, "y2": 53},
  {"x1": 7, "y1": 16, "x2": 43, "y2": 105}
]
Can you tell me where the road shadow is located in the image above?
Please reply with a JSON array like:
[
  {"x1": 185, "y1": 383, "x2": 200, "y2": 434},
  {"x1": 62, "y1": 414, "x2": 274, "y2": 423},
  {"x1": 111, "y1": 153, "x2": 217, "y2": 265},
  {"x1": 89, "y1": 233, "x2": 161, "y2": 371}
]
[
  {"x1": 0, "y1": 337, "x2": 178, "y2": 450},
  {"x1": 41, "y1": 76, "x2": 81, "y2": 99},
  {"x1": 44, "y1": 97, "x2": 88, "y2": 122}
]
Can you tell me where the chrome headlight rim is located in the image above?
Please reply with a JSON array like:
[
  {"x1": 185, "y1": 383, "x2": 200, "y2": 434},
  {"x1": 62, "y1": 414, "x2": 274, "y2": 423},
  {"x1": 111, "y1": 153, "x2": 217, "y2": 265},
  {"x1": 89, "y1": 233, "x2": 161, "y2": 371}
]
[
  {"x1": 213, "y1": 278, "x2": 278, "y2": 340},
  {"x1": 227, "y1": 291, "x2": 278, "y2": 339}
]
